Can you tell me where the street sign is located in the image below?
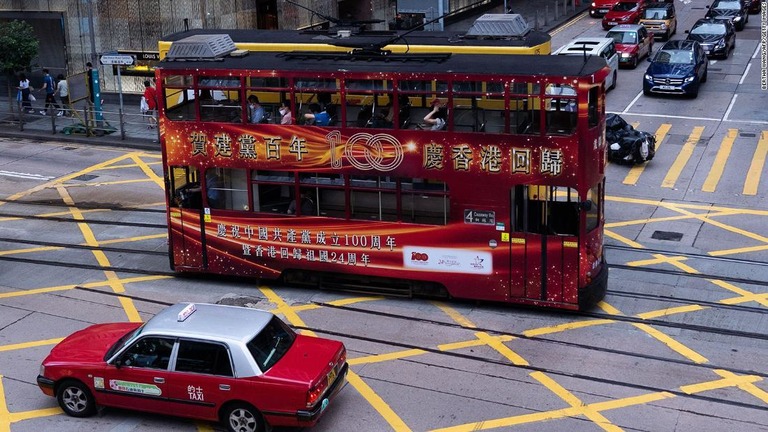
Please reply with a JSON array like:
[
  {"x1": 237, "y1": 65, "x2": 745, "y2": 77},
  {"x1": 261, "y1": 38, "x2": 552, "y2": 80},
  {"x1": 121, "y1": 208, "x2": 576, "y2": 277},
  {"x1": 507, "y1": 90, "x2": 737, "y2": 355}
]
[{"x1": 100, "y1": 54, "x2": 135, "y2": 66}]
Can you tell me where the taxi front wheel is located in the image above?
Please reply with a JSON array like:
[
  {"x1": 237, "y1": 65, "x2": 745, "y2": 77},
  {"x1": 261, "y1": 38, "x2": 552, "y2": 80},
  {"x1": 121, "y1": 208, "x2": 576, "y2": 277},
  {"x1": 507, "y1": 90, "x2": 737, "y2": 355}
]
[
  {"x1": 56, "y1": 379, "x2": 97, "y2": 417},
  {"x1": 223, "y1": 402, "x2": 265, "y2": 432}
]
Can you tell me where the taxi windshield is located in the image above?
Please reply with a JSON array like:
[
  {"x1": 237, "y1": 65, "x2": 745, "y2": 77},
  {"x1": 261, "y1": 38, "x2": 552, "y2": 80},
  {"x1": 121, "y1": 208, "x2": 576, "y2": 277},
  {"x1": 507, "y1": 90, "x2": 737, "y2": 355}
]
[
  {"x1": 712, "y1": 0, "x2": 741, "y2": 9},
  {"x1": 607, "y1": 31, "x2": 637, "y2": 44},
  {"x1": 247, "y1": 316, "x2": 296, "y2": 372},
  {"x1": 643, "y1": 8, "x2": 668, "y2": 19},
  {"x1": 613, "y1": 2, "x2": 638, "y2": 11},
  {"x1": 104, "y1": 324, "x2": 145, "y2": 361}
]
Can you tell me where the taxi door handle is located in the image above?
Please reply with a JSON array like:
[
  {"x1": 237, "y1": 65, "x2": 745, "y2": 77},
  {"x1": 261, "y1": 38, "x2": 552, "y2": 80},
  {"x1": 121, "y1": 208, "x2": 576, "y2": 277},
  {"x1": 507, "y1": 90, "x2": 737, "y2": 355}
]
[
  {"x1": 219, "y1": 384, "x2": 231, "y2": 391},
  {"x1": 154, "y1": 377, "x2": 165, "y2": 384}
]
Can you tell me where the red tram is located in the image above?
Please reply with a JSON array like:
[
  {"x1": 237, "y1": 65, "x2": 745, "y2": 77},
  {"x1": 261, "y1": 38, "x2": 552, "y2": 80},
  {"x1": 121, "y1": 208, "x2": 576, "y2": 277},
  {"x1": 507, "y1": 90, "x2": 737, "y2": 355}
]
[{"x1": 158, "y1": 34, "x2": 609, "y2": 310}]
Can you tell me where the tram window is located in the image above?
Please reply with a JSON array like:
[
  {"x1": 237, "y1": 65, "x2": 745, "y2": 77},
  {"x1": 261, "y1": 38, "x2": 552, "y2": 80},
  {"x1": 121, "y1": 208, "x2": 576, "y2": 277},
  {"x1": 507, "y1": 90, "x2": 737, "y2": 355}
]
[
  {"x1": 164, "y1": 75, "x2": 195, "y2": 121},
  {"x1": 252, "y1": 170, "x2": 293, "y2": 213},
  {"x1": 248, "y1": 77, "x2": 288, "y2": 88},
  {"x1": 345, "y1": 90, "x2": 392, "y2": 129},
  {"x1": 247, "y1": 77, "x2": 289, "y2": 124},
  {"x1": 545, "y1": 84, "x2": 577, "y2": 135},
  {"x1": 300, "y1": 173, "x2": 345, "y2": 218},
  {"x1": 170, "y1": 166, "x2": 200, "y2": 209},
  {"x1": 588, "y1": 86, "x2": 599, "y2": 128},
  {"x1": 452, "y1": 81, "x2": 505, "y2": 133},
  {"x1": 198, "y1": 76, "x2": 242, "y2": 123},
  {"x1": 585, "y1": 184, "x2": 600, "y2": 232},
  {"x1": 300, "y1": 172, "x2": 345, "y2": 186},
  {"x1": 207, "y1": 168, "x2": 248, "y2": 210},
  {"x1": 514, "y1": 185, "x2": 578, "y2": 235},
  {"x1": 350, "y1": 175, "x2": 396, "y2": 189},
  {"x1": 350, "y1": 190, "x2": 397, "y2": 222},
  {"x1": 401, "y1": 179, "x2": 449, "y2": 225}
]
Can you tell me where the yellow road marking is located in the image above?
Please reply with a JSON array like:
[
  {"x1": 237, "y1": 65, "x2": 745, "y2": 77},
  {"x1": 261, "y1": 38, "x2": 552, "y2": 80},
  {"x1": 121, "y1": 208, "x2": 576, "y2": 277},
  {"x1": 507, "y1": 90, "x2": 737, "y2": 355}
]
[
  {"x1": 710, "y1": 280, "x2": 768, "y2": 307},
  {"x1": 0, "y1": 208, "x2": 104, "y2": 223},
  {"x1": 714, "y1": 370, "x2": 768, "y2": 404},
  {"x1": 605, "y1": 210, "x2": 737, "y2": 228},
  {"x1": 531, "y1": 372, "x2": 623, "y2": 432},
  {"x1": 0, "y1": 338, "x2": 63, "y2": 352},
  {"x1": 743, "y1": 131, "x2": 768, "y2": 195},
  {"x1": 0, "y1": 233, "x2": 167, "y2": 257},
  {"x1": 130, "y1": 153, "x2": 165, "y2": 189},
  {"x1": 709, "y1": 244, "x2": 768, "y2": 256},
  {"x1": 636, "y1": 304, "x2": 707, "y2": 319},
  {"x1": 348, "y1": 349, "x2": 427, "y2": 365},
  {"x1": 702, "y1": 128, "x2": 738, "y2": 192},
  {"x1": 662, "y1": 126, "x2": 705, "y2": 188},
  {"x1": 0, "y1": 375, "x2": 10, "y2": 432},
  {"x1": 522, "y1": 319, "x2": 615, "y2": 337},
  {"x1": 623, "y1": 123, "x2": 671, "y2": 185},
  {"x1": 432, "y1": 302, "x2": 476, "y2": 328},
  {"x1": 680, "y1": 370, "x2": 762, "y2": 394},
  {"x1": 260, "y1": 287, "x2": 411, "y2": 432},
  {"x1": 606, "y1": 194, "x2": 768, "y2": 215},
  {"x1": 7, "y1": 408, "x2": 62, "y2": 423},
  {"x1": 604, "y1": 229, "x2": 645, "y2": 248},
  {"x1": 633, "y1": 323, "x2": 708, "y2": 363},
  {"x1": 0, "y1": 275, "x2": 171, "y2": 299}
]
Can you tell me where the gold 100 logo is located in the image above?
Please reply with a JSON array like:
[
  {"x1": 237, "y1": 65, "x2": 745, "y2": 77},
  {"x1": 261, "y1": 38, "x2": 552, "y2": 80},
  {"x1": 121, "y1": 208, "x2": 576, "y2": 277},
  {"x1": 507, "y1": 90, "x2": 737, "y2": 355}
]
[{"x1": 327, "y1": 131, "x2": 404, "y2": 171}]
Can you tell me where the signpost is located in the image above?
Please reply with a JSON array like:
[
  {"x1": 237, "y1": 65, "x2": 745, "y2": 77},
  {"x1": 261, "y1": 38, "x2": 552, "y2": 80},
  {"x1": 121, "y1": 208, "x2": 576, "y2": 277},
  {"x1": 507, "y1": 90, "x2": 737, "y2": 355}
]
[{"x1": 100, "y1": 54, "x2": 135, "y2": 138}]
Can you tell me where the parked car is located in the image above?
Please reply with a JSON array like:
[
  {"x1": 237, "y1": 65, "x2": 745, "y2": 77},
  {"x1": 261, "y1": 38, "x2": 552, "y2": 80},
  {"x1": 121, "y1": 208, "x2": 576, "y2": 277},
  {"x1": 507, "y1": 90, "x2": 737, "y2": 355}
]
[
  {"x1": 37, "y1": 303, "x2": 348, "y2": 432},
  {"x1": 639, "y1": 2, "x2": 677, "y2": 40},
  {"x1": 590, "y1": 0, "x2": 620, "y2": 17},
  {"x1": 643, "y1": 40, "x2": 708, "y2": 98},
  {"x1": 686, "y1": 18, "x2": 736, "y2": 59},
  {"x1": 606, "y1": 24, "x2": 654, "y2": 68},
  {"x1": 605, "y1": 114, "x2": 656, "y2": 164},
  {"x1": 705, "y1": 0, "x2": 749, "y2": 30},
  {"x1": 602, "y1": 0, "x2": 646, "y2": 30},
  {"x1": 554, "y1": 37, "x2": 619, "y2": 90},
  {"x1": 746, "y1": 0, "x2": 761, "y2": 13}
]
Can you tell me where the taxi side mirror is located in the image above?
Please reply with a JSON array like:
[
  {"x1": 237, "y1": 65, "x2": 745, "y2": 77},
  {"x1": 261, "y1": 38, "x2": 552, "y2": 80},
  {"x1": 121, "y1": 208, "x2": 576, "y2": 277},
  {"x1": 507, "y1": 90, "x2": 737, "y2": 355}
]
[
  {"x1": 580, "y1": 201, "x2": 593, "y2": 211},
  {"x1": 113, "y1": 357, "x2": 124, "y2": 369}
]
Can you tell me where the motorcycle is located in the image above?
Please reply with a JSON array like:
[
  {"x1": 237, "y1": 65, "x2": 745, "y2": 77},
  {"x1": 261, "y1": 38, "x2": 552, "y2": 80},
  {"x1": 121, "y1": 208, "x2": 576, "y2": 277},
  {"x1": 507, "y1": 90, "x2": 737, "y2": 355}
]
[{"x1": 605, "y1": 114, "x2": 656, "y2": 165}]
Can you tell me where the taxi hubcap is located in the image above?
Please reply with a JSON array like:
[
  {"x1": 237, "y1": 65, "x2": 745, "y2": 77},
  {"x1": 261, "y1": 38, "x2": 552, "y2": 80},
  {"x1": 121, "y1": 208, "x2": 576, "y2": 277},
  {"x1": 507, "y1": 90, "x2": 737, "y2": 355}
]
[
  {"x1": 229, "y1": 408, "x2": 257, "y2": 432},
  {"x1": 62, "y1": 387, "x2": 88, "y2": 412}
]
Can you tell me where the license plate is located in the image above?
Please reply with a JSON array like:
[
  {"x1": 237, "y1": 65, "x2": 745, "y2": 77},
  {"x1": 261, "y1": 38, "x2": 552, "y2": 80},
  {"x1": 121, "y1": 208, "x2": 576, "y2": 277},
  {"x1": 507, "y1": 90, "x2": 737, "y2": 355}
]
[
  {"x1": 659, "y1": 85, "x2": 676, "y2": 90},
  {"x1": 599, "y1": 8, "x2": 608, "y2": 12},
  {"x1": 607, "y1": 21, "x2": 617, "y2": 25},
  {"x1": 327, "y1": 367, "x2": 337, "y2": 386}
]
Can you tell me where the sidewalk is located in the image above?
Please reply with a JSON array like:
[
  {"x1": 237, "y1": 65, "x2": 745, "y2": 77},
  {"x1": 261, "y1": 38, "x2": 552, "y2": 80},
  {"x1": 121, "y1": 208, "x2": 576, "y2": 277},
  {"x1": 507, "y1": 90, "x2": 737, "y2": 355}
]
[{"x1": 0, "y1": 1, "x2": 588, "y2": 151}]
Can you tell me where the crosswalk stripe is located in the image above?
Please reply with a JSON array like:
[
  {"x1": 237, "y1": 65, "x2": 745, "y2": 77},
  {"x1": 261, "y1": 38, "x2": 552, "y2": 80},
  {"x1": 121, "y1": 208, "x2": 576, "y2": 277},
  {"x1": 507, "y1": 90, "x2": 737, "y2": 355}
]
[
  {"x1": 702, "y1": 128, "x2": 738, "y2": 193},
  {"x1": 743, "y1": 131, "x2": 768, "y2": 195},
  {"x1": 623, "y1": 123, "x2": 671, "y2": 186},
  {"x1": 662, "y1": 126, "x2": 705, "y2": 189}
]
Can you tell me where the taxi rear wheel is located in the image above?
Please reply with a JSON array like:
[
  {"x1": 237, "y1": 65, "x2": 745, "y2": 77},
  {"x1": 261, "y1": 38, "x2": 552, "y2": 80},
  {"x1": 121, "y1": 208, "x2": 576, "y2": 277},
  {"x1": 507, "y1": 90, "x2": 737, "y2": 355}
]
[
  {"x1": 223, "y1": 402, "x2": 265, "y2": 432},
  {"x1": 56, "y1": 380, "x2": 96, "y2": 417}
]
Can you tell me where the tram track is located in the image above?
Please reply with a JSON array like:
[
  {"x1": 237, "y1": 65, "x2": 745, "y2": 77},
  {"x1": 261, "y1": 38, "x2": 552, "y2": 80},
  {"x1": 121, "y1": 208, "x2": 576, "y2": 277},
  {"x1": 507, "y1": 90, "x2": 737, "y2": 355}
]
[{"x1": 55, "y1": 287, "x2": 768, "y2": 417}]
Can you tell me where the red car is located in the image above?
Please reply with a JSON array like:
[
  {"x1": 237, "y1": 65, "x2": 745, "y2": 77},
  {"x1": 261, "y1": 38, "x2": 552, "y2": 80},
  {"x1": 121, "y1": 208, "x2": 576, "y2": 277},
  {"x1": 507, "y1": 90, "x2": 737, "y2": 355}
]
[
  {"x1": 602, "y1": 0, "x2": 646, "y2": 30},
  {"x1": 590, "y1": 0, "x2": 620, "y2": 17},
  {"x1": 37, "y1": 303, "x2": 348, "y2": 432}
]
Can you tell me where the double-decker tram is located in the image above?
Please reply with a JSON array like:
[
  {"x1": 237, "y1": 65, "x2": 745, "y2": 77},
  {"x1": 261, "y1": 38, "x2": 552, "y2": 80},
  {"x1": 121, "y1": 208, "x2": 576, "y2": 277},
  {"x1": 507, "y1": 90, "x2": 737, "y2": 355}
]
[{"x1": 158, "y1": 34, "x2": 609, "y2": 310}]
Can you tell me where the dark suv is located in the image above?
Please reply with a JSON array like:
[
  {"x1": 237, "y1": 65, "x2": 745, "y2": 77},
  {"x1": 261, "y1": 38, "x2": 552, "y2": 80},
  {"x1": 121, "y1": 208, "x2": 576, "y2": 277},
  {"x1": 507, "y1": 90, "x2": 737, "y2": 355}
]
[
  {"x1": 686, "y1": 18, "x2": 736, "y2": 59},
  {"x1": 643, "y1": 40, "x2": 708, "y2": 98},
  {"x1": 705, "y1": 0, "x2": 749, "y2": 30}
]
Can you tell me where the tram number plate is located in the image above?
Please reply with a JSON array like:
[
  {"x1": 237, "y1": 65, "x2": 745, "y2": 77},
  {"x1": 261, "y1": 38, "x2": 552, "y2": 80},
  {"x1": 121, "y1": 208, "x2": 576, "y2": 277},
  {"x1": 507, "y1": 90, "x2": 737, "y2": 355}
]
[
  {"x1": 464, "y1": 210, "x2": 495, "y2": 225},
  {"x1": 659, "y1": 85, "x2": 676, "y2": 90}
]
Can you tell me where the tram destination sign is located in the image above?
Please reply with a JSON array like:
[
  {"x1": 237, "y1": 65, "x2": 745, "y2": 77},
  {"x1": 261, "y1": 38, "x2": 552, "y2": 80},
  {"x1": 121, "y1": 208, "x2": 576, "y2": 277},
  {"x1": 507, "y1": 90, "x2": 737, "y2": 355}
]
[
  {"x1": 100, "y1": 54, "x2": 135, "y2": 66},
  {"x1": 464, "y1": 210, "x2": 495, "y2": 225}
]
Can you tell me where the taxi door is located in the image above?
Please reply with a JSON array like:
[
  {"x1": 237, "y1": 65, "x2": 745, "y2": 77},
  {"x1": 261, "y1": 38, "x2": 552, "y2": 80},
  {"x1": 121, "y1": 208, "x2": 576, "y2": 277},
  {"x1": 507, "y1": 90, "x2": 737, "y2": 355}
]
[
  {"x1": 99, "y1": 336, "x2": 176, "y2": 414},
  {"x1": 164, "y1": 339, "x2": 239, "y2": 418}
]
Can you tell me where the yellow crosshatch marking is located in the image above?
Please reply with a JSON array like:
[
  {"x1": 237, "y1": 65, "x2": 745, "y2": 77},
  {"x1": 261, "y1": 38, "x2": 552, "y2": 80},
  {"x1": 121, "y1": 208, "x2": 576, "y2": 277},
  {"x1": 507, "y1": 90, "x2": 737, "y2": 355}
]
[{"x1": 662, "y1": 126, "x2": 705, "y2": 188}]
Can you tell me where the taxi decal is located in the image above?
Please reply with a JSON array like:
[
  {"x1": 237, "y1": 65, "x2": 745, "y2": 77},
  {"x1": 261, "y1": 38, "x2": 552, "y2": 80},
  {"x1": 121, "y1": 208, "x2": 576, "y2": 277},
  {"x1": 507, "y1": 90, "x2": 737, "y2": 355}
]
[
  {"x1": 187, "y1": 385, "x2": 205, "y2": 401},
  {"x1": 94, "y1": 377, "x2": 105, "y2": 389},
  {"x1": 109, "y1": 379, "x2": 162, "y2": 396}
]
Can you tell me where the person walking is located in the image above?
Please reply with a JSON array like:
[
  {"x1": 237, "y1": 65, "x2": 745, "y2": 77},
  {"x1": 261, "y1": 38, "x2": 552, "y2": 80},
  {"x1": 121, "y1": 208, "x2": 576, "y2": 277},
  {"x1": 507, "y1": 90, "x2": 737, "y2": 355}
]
[
  {"x1": 39, "y1": 68, "x2": 62, "y2": 116},
  {"x1": 56, "y1": 74, "x2": 70, "y2": 116},
  {"x1": 142, "y1": 80, "x2": 158, "y2": 128},
  {"x1": 18, "y1": 73, "x2": 34, "y2": 113}
]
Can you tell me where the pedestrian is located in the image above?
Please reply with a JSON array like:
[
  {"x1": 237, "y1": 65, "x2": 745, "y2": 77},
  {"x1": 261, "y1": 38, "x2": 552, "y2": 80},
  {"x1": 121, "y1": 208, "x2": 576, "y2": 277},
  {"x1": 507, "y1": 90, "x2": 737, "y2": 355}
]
[
  {"x1": 39, "y1": 69, "x2": 62, "y2": 116},
  {"x1": 56, "y1": 74, "x2": 70, "y2": 116},
  {"x1": 85, "y1": 62, "x2": 96, "y2": 104},
  {"x1": 142, "y1": 80, "x2": 158, "y2": 128},
  {"x1": 17, "y1": 73, "x2": 33, "y2": 113}
]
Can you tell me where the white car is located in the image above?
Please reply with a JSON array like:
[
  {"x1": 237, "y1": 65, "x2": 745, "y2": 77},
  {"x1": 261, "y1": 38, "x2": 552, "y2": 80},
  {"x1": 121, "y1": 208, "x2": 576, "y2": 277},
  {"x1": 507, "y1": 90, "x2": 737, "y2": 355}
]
[{"x1": 554, "y1": 37, "x2": 619, "y2": 90}]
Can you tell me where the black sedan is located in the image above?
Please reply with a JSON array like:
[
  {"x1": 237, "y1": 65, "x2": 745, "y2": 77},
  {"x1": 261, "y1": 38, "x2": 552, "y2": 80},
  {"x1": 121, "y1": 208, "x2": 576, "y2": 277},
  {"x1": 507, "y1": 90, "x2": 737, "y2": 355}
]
[
  {"x1": 686, "y1": 18, "x2": 736, "y2": 59},
  {"x1": 705, "y1": 0, "x2": 749, "y2": 30},
  {"x1": 643, "y1": 40, "x2": 708, "y2": 98}
]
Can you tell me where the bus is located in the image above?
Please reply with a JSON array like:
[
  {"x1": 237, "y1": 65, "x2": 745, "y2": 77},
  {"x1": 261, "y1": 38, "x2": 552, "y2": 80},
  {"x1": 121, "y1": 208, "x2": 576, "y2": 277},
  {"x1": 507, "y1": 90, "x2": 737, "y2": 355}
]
[
  {"x1": 157, "y1": 14, "x2": 552, "y2": 58},
  {"x1": 158, "y1": 34, "x2": 609, "y2": 310}
]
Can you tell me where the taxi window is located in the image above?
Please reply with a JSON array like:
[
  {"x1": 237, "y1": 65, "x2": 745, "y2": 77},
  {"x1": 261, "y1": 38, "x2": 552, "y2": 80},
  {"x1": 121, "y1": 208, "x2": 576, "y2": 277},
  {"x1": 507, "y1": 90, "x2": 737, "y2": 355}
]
[
  {"x1": 119, "y1": 337, "x2": 175, "y2": 370},
  {"x1": 247, "y1": 316, "x2": 296, "y2": 372},
  {"x1": 175, "y1": 340, "x2": 233, "y2": 376}
]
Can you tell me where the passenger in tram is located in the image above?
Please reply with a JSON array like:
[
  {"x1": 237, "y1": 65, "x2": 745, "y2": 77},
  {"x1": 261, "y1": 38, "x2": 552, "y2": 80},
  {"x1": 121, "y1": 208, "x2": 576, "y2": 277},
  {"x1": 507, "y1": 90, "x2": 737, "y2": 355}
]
[
  {"x1": 423, "y1": 99, "x2": 447, "y2": 131},
  {"x1": 304, "y1": 103, "x2": 331, "y2": 126},
  {"x1": 279, "y1": 100, "x2": 293, "y2": 125},
  {"x1": 287, "y1": 191, "x2": 316, "y2": 215},
  {"x1": 247, "y1": 95, "x2": 266, "y2": 123}
]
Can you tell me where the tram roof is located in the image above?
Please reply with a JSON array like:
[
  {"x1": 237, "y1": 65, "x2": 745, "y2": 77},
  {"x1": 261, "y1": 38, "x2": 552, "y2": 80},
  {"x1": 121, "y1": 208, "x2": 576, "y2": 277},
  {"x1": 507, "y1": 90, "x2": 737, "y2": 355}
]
[
  {"x1": 158, "y1": 50, "x2": 608, "y2": 79},
  {"x1": 161, "y1": 28, "x2": 551, "y2": 50}
]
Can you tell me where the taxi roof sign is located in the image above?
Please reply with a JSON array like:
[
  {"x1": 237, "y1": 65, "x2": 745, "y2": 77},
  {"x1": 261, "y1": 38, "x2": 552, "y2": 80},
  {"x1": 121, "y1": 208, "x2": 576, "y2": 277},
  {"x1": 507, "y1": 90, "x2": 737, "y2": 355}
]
[{"x1": 177, "y1": 303, "x2": 197, "y2": 322}]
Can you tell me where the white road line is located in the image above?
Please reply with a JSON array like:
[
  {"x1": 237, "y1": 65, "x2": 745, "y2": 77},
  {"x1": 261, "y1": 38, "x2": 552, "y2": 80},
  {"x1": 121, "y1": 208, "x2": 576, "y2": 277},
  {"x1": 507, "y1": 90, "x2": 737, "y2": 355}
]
[
  {"x1": 606, "y1": 111, "x2": 768, "y2": 124},
  {"x1": 0, "y1": 170, "x2": 55, "y2": 181},
  {"x1": 621, "y1": 91, "x2": 644, "y2": 114},
  {"x1": 723, "y1": 94, "x2": 738, "y2": 121},
  {"x1": 752, "y1": 44, "x2": 761, "y2": 59},
  {"x1": 739, "y1": 63, "x2": 751, "y2": 85}
]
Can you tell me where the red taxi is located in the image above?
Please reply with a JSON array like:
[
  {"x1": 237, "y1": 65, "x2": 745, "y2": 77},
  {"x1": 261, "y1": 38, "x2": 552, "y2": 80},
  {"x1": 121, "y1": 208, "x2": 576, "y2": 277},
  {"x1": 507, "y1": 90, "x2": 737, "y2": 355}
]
[
  {"x1": 37, "y1": 303, "x2": 348, "y2": 432},
  {"x1": 602, "y1": 0, "x2": 646, "y2": 30},
  {"x1": 606, "y1": 24, "x2": 654, "y2": 68},
  {"x1": 591, "y1": 0, "x2": 620, "y2": 17}
]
